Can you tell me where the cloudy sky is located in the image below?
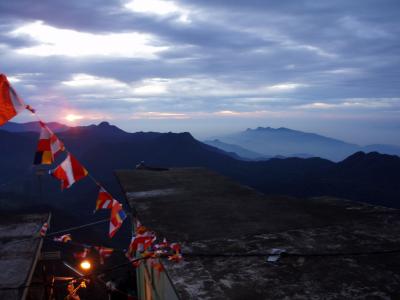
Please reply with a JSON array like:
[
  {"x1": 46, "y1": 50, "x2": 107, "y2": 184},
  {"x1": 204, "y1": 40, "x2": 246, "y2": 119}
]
[{"x1": 1, "y1": 0, "x2": 399, "y2": 144}]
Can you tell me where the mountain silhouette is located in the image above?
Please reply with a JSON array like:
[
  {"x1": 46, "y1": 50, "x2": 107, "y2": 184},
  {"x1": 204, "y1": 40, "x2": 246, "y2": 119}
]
[
  {"x1": 204, "y1": 139, "x2": 270, "y2": 160},
  {"x1": 212, "y1": 126, "x2": 400, "y2": 161},
  {"x1": 0, "y1": 122, "x2": 399, "y2": 215},
  {"x1": 1, "y1": 121, "x2": 70, "y2": 133}
]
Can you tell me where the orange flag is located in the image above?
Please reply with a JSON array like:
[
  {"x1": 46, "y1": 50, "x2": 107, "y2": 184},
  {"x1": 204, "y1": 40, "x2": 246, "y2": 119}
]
[{"x1": 0, "y1": 74, "x2": 26, "y2": 125}]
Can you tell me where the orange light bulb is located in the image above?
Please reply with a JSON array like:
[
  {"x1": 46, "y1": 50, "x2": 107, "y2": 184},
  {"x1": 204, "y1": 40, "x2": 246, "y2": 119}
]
[{"x1": 80, "y1": 260, "x2": 91, "y2": 270}]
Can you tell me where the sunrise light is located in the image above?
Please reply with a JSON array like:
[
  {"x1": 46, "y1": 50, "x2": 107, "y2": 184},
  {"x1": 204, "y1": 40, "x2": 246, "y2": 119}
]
[{"x1": 65, "y1": 114, "x2": 84, "y2": 123}]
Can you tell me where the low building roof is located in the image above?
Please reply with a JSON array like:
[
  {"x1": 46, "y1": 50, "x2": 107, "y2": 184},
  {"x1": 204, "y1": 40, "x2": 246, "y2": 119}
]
[
  {"x1": 116, "y1": 168, "x2": 400, "y2": 299},
  {"x1": 0, "y1": 213, "x2": 49, "y2": 300}
]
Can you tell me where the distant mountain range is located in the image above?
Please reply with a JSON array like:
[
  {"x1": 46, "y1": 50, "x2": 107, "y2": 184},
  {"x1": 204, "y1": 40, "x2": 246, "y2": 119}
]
[
  {"x1": 0, "y1": 121, "x2": 399, "y2": 211},
  {"x1": 1, "y1": 121, "x2": 70, "y2": 133},
  {"x1": 204, "y1": 139, "x2": 271, "y2": 160},
  {"x1": 208, "y1": 126, "x2": 400, "y2": 161}
]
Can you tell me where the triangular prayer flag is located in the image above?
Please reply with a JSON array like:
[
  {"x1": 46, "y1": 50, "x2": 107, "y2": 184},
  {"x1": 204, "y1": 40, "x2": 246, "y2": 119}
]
[
  {"x1": 39, "y1": 222, "x2": 49, "y2": 237},
  {"x1": 109, "y1": 200, "x2": 126, "y2": 238},
  {"x1": 95, "y1": 187, "x2": 115, "y2": 211},
  {"x1": 170, "y1": 243, "x2": 181, "y2": 254},
  {"x1": 127, "y1": 231, "x2": 156, "y2": 257},
  {"x1": 34, "y1": 121, "x2": 65, "y2": 165},
  {"x1": 154, "y1": 238, "x2": 169, "y2": 254},
  {"x1": 0, "y1": 74, "x2": 26, "y2": 126},
  {"x1": 95, "y1": 246, "x2": 114, "y2": 264},
  {"x1": 49, "y1": 153, "x2": 88, "y2": 190}
]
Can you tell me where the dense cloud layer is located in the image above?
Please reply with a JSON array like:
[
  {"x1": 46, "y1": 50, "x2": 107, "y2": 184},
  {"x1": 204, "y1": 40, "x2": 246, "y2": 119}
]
[{"x1": 0, "y1": 0, "x2": 399, "y2": 144}]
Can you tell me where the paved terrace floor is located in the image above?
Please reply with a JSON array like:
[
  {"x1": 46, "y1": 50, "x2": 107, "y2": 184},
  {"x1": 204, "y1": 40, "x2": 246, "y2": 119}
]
[{"x1": 116, "y1": 168, "x2": 400, "y2": 300}]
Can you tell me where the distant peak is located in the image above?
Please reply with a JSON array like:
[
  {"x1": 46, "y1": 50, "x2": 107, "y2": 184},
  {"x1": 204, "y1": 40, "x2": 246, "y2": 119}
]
[
  {"x1": 246, "y1": 126, "x2": 291, "y2": 132},
  {"x1": 340, "y1": 151, "x2": 394, "y2": 164},
  {"x1": 98, "y1": 121, "x2": 111, "y2": 127},
  {"x1": 95, "y1": 121, "x2": 124, "y2": 132},
  {"x1": 66, "y1": 121, "x2": 127, "y2": 135},
  {"x1": 246, "y1": 126, "x2": 271, "y2": 132}
]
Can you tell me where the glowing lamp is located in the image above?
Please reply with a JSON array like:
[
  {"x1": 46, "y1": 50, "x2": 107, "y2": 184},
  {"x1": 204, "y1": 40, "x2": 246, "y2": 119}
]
[{"x1": 80, "y1": 260, "x2": 91, "y2": 270}]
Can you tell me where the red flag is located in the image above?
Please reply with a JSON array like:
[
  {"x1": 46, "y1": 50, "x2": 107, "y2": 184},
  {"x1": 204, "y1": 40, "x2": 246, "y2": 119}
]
[
  {"x1": 95, "y1": 246, "x2": 114, "y2": 264},
  {"x1": 50, "y1": 153, "x2": 88, "y2": 190},
  {"x1": 154, "y1": 238, "x2": 168, "y2": 249},
  {"x1": 0, "y1": 74, "x2": 26, "y2": 125},
  {"x1": 170, "y1": 243, "x2": 181, "y2": 253},
  {"x1": 34, "y1": 121, "x2": 65, "y2": 165},
  {"x1": 109, "y1": 200, "x2": 127, "y2": 238},
  {"x1": 39, "y1": 222, "x2": 49, "y2": 237},
  {"x1": 95, "y1": 187, "x2": 115, "y2": 211},
  {"x1": 135, "y1": 218, "x2": 148, "y2": 235},
  {"x1": 154, "y1": 238, "x2": 169, "y2": 254},
  {"x1": 127, "y1": 231, "x2": 156, "y2": 257},
  {"x1": 168, "y1": 243, "x2": 182, "y2": 262}
]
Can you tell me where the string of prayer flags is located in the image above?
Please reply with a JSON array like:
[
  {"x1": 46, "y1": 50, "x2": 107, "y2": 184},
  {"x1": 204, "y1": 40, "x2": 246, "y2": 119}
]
[
  {"x1": 0, "y1": 74, "x2": 26, "y2": 126},
  {"x1": 95, "y1": 246, "x2": 114, "y2": 264},
  {"x1": 0, "y1": 73, "x2": 184, "y2": 264},
  {"x1": 95, "y1": 187, "x2": 115, "y2": 211},
  {"x1": 34, "y1": 121, "x2": 65, "y2": 165},
  {"x1": 126, "y1": 230, "x2": 157, "y2": 257},
  {"x1": 49, "y1": 153, "x2": 88, "y2": 190},
  {"x1": 109, "y1": 200, "x2": 127, "y2": 238},
  {"x1": 53, "y1": 234, "x2": 72, "y2": 243},
  {"x1": 39, "y1": 222, "x2": 49, "y2": 237}
]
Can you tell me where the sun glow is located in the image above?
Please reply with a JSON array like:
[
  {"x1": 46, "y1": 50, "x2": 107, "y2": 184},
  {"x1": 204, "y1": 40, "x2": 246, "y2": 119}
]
[{"x1": 65, "y1": 114, "x2": 84, "y2": 123}]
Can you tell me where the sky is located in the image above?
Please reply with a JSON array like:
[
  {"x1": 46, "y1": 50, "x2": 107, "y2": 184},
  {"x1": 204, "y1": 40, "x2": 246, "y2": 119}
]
[{"x1": 0, "y1": 0, "x2": 399, "y2": 145}]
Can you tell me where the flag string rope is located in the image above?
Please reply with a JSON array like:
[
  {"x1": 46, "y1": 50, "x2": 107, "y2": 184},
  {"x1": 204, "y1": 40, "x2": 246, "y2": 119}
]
[
  {"x1": 44, "y1": 234, "x2": 400, "y2": 258},
  {"x1": 44, "y1": 236, "x2": 126, "y2": 252},
  {"x1": 28, "y1": 109, "x2": 103, "y2": 188},
  {"x1": 46, "y1": 218, "x2": 111, "y2": 237},
  {"x1": 25, "y1": 107, "x2": 132, "y2": 239},
  {"x1": 0, "y1": 255, "x2": 152, "y2": 291},
  {"x1": 2, "y1": 246, "x2": 400, "y2": 292},
  {"x1": 0, "y1": 74, "x2": 174, "y2": 294},
  {"x1": 2, "y1": 218, "x2": 111, "y2": 246}
]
